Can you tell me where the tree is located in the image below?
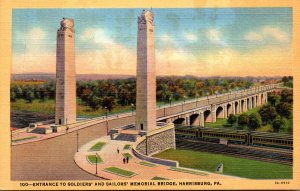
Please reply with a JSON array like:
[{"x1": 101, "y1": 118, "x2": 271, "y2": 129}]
[
  {"x1": 258, "y1": 105, "x2": 278, "y2": 124},
  {"x1": 272, "y1": 117, "x2": 286, "y2": 132},
  {"x1": 88, "y1": 95, "x2": 101, "y2": 110},
  {"x1": 238, "y1": 114, "x2": 249, "y2": 127},
  {"x1": 24, "y1": 89, "x2": 34, "y2": 103},
  {"x1": 101, "y1": 96, "x2": 115, "y2": 112},
  {"x1": 276, "y1": 102, "x2": 292, "y2": 119},
  {"x1": 227, "y1": 114, "x2": 237, "y2": 126},
  {"x1": 282, "y1": 76, "x2": 289, "y2": 83},
  {"x1": 280, "y1": 89, "x2": 293, "y2": 103},
  {"x1": 11, "y1": 91, "x2": 16, "y2": 102},
  {"x1": 267, "y1": 92, "x2": 278, "y2": 106},
  {"x1": 248, "y1": 113, "x2": 262, "y2": 131}
]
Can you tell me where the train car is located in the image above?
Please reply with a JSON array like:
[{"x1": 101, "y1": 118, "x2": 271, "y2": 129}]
[
  {"x1": 250, "y1": 131, "x2": 293, "y2": 149},
  {"x1": 175, "y1": 126, "x2": 199, "y2": 139},
  {"x1": 199, "y1": 127, "x2": 249, "y2": 144},
  {"x1": 175, "y1": 126, "x2": 293, "y2": 149}
]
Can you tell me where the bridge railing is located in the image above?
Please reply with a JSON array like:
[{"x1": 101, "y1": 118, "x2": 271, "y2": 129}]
[{"x1": 156, "y1": 83, "x2": 278, "y2": 119}]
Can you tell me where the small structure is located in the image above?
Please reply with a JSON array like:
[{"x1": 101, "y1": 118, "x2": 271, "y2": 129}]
[{"x1": 216, "y1": 163, "x2": 224, "y2": 173}]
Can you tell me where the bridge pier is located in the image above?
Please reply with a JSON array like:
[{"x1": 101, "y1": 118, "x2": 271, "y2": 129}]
[
  {"x1": 211, "y1": 105, "x2": 217, "y2": 123},
  {"x1": 200, "y1": 112, "x2": 204, "y2": 127}
]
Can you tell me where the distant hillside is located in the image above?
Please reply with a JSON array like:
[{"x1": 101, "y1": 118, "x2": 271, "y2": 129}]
[
  {"x1": 12, "y1": 73, "x2": 282, "y2": 82},
  {"x1": 12, "y1": 73, "x2": 135, "y2": 81}
]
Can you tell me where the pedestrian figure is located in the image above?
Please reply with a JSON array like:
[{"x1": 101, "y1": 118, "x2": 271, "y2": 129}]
[
  {"x1": 123, "y1": 158, "x2": 126, "y2": 164},
  {"x1": 126, "y1": 156, "x2": 129, "y2": 163},
  {"x1": 117, "y1": 148, "x2": 119, "y2": 154},
  {"x1": 66, "y1": 126, "x2": 69, "y2": 133}
]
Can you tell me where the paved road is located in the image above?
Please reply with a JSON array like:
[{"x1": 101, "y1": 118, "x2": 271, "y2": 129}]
[{"x1": 11, "y1": 116, "x2": 134, "y2": 180}]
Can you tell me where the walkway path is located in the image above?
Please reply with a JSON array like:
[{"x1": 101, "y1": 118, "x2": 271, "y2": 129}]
[{"x1": 74, "y1": 136, "x2": 240, "y2": 180}]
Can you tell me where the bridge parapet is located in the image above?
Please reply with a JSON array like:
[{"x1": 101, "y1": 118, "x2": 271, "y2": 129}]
[{"x1": 157, "y1": 83, "x2": 278, "y2": 123}]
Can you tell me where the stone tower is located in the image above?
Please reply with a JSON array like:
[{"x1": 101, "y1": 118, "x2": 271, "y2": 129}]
[
  {"x1": 55, "y1": 18, "x2": 76, "y2": 125},
  {"x1": 136, "y1": 10, "x2": 156, "y2": 131}
]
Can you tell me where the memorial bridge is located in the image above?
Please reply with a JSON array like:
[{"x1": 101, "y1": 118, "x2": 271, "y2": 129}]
[
  {"x1": 156, "y1": 83, "x2": 276, "y2": 127},
  {"x1": 48, "y1": 83, "x2": 277, "y2": 133}
]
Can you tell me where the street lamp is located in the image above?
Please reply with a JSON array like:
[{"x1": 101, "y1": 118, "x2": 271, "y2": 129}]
[
  {"x1": 95, "y1": 153, "x2": 99, "y2": 175},
  {"x1": 11, "y1": 130, "x2": 12, "y2": 146},
  {"x1": 76, "y1": 130, "x2": 79, "y2": 152},
  {"x1": 105, "y1": 106, "x2": 108, "y2": 134},
  {"x1": 131, "y1": 103, "x2": 134, "y2": 116}
]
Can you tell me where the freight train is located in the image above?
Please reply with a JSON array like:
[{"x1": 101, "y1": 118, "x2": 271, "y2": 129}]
[{"x1": 175, "y1": 126, "x2": 293, "y2": 149}]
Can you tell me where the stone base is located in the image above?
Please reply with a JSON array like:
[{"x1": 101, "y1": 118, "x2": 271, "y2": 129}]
[{"x1": 135, "y1": 123, "x2": 176, "y2": 156}]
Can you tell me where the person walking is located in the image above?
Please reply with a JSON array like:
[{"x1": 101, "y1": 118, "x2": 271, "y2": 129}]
[
  {"x1": 117, "y1": 148, "x2": 119, "y2": 154},
  {"x1": 126, "y1": 156, "x2": 129, "y2": 163},
  {"x1": 123, "y1": 158, "x2": 126, "y2": 164}
]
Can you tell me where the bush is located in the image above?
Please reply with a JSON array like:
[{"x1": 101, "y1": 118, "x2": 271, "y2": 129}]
[
  {"x1": 248, "y1": 113, "x2": 262, "y2": 131},
  {"x1": 258, "y1": 105, "x2": 278, "y2": 124},
  {"x1": 227, "y1": 114, "x2": 237, "y2": 126},
  {"x1": 238, "y1": 114, "x2": 249, "y2": 127},
  {"x1": 276, "y1": 102, "x2": 292, "y2": 119},
  {"x1": 272, "y1": 117, "x2": 286, "y2": 132}
]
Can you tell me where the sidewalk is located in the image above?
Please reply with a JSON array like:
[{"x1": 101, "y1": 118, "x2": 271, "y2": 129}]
[{"x1": 74, "y1": 136, "x2": 240, "y2": 180}]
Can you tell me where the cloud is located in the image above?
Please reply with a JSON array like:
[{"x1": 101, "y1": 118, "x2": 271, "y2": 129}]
[
  {"x1": 244, "y1": 26, "x2": 289, "y2": 42},
  {"x1": 80, "y1": 28, "x2": 114, "y2": 45},
  {"x1": 206, "y1": 29, "x2": 221, "y2": 43},
  {"x1": 198, "y1": 46, "x2": 292, "y2": 76},
  {"x1": 13, "y1": 27, "x2": 55, "y2": 74},
  {"x1": 262, "y1": 26, "x2": 289, "y2": 42},
  {"x1": 184, "y1": 32, "x2": 198, "y2": 42},
  {"x1": 160, "y1": 33, "x2": 174, "y2": 43},
  {"x1": 78, "y1": 27, "x2": 137, "y2": 74},
  {"x1": 244, "y1": 32, "x2": 263, "y2": 41},
  {"x1": 27, "y1": 27, "x2": 47, "y2": 41}
]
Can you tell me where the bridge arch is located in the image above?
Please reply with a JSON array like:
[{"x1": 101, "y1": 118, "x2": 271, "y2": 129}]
[
  {"x1": 227, "y1": 103, "x2": 232, "y2": 117},
  {"x1": 252, "y1": 96, "x2": 255, "y2": 108},
  {"x1": 261, "y1": 93, "x2": 264, "y2": 104},
  {"x1": 189, "y1": 113, "x2": 200, "y2": 126},
  {"x1": 247, "y1": 98, "x2": 251, "y2": 110},
  {"x1": 204, "y1": 110, "x2": 212, "y2": 122},
  {"x1": 256, "y1": 95, "x2": 259, "y2": 106},
  {"x1": 235, "y1": 101, "x2": 239, "y2": 114},
  {"x1": 241, "y1": 100, "x2": 245, "y2": 112},
  {"x1": 216, "y1": 106, "x2": 224, "y2": 118},
  {"x1": 173, "y1": 118, "x2": 185, "y2": 125}
]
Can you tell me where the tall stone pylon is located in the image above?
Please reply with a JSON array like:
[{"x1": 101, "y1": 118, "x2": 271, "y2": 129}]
[
  {"x1": 136, "y1": 10, "x2": 156, "y2": 131},
  {"x1": 55, "y1": 18, "x2": 76, "y2": 125}
]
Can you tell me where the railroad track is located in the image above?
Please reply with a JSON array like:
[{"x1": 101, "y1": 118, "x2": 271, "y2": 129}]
[{"x1": 176, "y1": 139, "x2": 293, "y2": 165}]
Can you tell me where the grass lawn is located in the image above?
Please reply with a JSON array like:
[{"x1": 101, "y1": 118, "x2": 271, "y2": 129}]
[
  {"x1": 87, "y1": 155, "x2": 103, "y2": 164},
  {"x1": 205, "y1": 118, "x2": 228, "y2": 128},
  {"x1": 153, "y1": 149, "x2": 292, "y2": 179},
  {"x1": 123, "y1": 144, "x2": 131, "y2": 150},
  {"x1": 12, "y1": 136, "x2": 38, "y2": 142},
  {"x1": 104, "y1": 167, "x2": 136, "y2": 177},
  {"x1": 11, "y1": 99, "x2": 55, "y2": 115},
  {"x1": 152, "y1": 176, "x2": 168, "y2": 180},
  {"x1": 122, "y1": 153, "x2": 133, "y2": 159},
  {"x1": 11, "y1": 99, "x2": 132, "y2": 118},
  {"x1": 138, "y1": 161, "x2": 157, "y2": 167},
  {"x1": 169, "y1": 167, "x2": 208, "y2": 176},
  {"x1": 89, "y1": 142, "x2": 106, "y2": 151}
]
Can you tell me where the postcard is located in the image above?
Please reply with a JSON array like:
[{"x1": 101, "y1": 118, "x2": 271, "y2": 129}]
[{"x1": 0, "y1": 0, "x2": 299, "y2": 190}]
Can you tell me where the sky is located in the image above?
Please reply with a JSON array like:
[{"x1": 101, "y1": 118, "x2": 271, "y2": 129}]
[{"x1": 12, "y1": 8, "x2": 292, "y2": 76}]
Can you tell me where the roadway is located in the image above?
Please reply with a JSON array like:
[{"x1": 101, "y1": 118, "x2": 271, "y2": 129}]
[{"x1": 11, "y1": 115, "x2": 134, "y2": 180}]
